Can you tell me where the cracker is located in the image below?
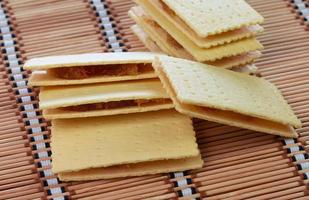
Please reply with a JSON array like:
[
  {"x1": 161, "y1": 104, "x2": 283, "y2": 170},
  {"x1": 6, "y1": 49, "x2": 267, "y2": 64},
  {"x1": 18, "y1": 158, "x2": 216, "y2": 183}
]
[
  {"x1": 58, "y1": 155, "x2": 203, "y2": 181},
  {"x1": 43, "y1": 103, "x2": 173, "y2": 119},
  {"x1": 51, "y1": 110, "x2": 200, "y2": 173},
  {"x1": 24, "y1": 52, "x2": 162, "y2": 70},
  {"x1": 40, "y1": 79, "x2": 173, "y2": 118},
  {"x1": 39, "y1": 79, "x2": 169, "y2": 109},
  {"x1": 161, "y1": 0, "x2": 264, "y2": 37},
  {"x1": 26, "y1": 52, "x2": 161, "y2": 86},
  {"x1": 134, "y1": 0, "x2": 263, "y2": 62},
  {"x1": 153, "y1": 56, "x2": 301, "y2": 137},
  {"x1": 131, "y1": 24, "x2": 163, "y2": 53},
  {"x1": 28, "y1": 70, "x2": 156, "y2": 86},
  {"x1": 149, "y1": 0, "x2": 264, "y2": 48}
]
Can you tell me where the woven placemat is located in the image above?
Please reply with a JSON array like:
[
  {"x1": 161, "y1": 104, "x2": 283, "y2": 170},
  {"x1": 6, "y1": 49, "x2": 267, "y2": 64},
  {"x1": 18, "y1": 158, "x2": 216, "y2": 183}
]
[{"x1": 0, "y1": 0, "x2": 308, "y2": 199}]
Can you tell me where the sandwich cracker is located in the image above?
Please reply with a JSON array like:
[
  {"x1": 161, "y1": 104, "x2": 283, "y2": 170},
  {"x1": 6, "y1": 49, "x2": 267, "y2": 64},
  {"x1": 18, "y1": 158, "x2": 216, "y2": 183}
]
[
  {"x1": 51, "y1": 110, "x2": 200, "y2": 173},
  {"x1": 25, "y1": 52, "x2": 162, "y2": 86},
  {"x1": 161, "y1": 0, "x2": 264, "y2": 37},
  {"x1": 148, "y1": 0, "x2": 263, "y2": 48},
  {"x1": 39, "y1": 79, "x2": 169, "y2": 109},
  {"x1": 153, "y1": 56, "x2": 301, "y2": 137},
  {"x1": 40, "y1": 79, "x2": 174, "y2": 119},
  {"x1": 134, "y1": 0, "x2": 263, "y2": 62},
  {"x1": 24, "y1": 52, "x2": 162, "y2": 70}
]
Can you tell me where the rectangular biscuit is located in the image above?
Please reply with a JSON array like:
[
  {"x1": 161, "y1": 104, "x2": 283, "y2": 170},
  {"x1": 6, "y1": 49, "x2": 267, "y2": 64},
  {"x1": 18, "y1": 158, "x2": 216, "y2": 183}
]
[
  {"x1": 39, "y1": 79, "x2": 173, "y2": 119},
  {"x1": 51, "y1": 110, "x2": 200, "y2": 173},
  {"x1": 24, "y1": 52, "x2": 161, "y2": 86},
  {"x1": 153, "y1": 56, "x2": 301, "y2": 138},
  {"x1": 24, "y1": 52, "x2": 161, "y2": 70},
  {"x1": 161, "y1": 0, "x2": 264, "y2": 37},
  {"x1": 58, "y1": 155, "x2": 203, "y2": 181}
]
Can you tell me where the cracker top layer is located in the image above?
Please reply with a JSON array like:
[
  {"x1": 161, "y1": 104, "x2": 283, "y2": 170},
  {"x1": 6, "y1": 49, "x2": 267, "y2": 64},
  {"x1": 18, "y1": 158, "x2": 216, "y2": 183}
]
[
  {"x1": 51, "y1": 109, "x2": 199, "y2": 173},
  {"x1": 162, "y1": 0, "x2": 264, "y2": 37},
  {"x1": 24, "y1": 52, "x2": 162, "y2": 70},
  {"x1": 153, "y1": 56, "x2": 301, "y2": 128},
  {"x1": 39, "y1": 79, "x2": 169, "y2": 109}
]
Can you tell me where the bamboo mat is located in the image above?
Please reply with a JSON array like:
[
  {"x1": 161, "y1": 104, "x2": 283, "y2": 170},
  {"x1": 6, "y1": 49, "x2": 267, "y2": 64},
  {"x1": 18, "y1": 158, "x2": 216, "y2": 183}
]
[{"x1": 0, "y1": 0, "x2": 308, "y2": 199}]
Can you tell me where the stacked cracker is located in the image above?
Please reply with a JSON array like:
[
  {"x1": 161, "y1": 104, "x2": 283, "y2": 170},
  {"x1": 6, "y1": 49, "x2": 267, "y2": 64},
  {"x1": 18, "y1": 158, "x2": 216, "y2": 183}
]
[
  {"x1": 23, "y1": 1, "x2": 303, "y2": 182},
  {"x1": 129, "y1": 0, "x2": 264, "y2": 73},
  {"x1": 25, "y1": 52, "x2": 301, "y2": 182},
  {"x1": 24, "y1": 52, "x2": 204, "y2": 181}
]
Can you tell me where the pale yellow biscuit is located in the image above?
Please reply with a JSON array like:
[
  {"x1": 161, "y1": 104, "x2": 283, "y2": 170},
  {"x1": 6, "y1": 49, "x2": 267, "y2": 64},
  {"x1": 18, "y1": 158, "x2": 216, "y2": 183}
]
[
  {"x1": 24, "y1": 52, "x2": 162, "y2": 70},
  {"x1": 149, "y1": 0, "x2": 264, "y2": 48},
  {"x1": 39, "y1": 79, "x2": 173, "y2": 119},
  {"x1": 51, "y1": 110, "x2": 200, "y2": 173},
  {"x1": 39, "y1": 79, "x2": 169, "y2": 109},
  {"x1": 153, "y1": 56, "x2": 301, "y2": 137},
  {"x1": 134, "y1": 0, "x2": 263, "y2": 62},
  {"x1": 58, "y1": 155, "x2": 203, "y2": 181},
  {"x1": 43, "y1": 103, "x2": 173, "y2": 119},
  {"x1": 162, "y1": 0, "x2": 264, "y2": 37}
]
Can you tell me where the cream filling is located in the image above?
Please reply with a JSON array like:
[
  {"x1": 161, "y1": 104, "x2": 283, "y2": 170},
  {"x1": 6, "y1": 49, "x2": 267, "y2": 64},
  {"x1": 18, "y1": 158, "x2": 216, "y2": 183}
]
[
  {"x1": 52, "y1": 63, "x2": 153, "y2": 79},
  {"x1": 60, "y1": 99, "x2": 172, "y2": 111}
]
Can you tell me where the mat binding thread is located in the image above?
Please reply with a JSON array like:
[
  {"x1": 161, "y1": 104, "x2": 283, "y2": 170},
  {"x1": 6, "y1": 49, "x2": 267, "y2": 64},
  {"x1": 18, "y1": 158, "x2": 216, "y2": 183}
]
[
  {"x1": 282, "y1": 138, "x2": 309, "y2": 182},
  {"x1": 90, "y1": 0, "x2": 126, "y2": 52},
  {"x1": 288, "y1": 0, "x2": 309, "y2": 27}
]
